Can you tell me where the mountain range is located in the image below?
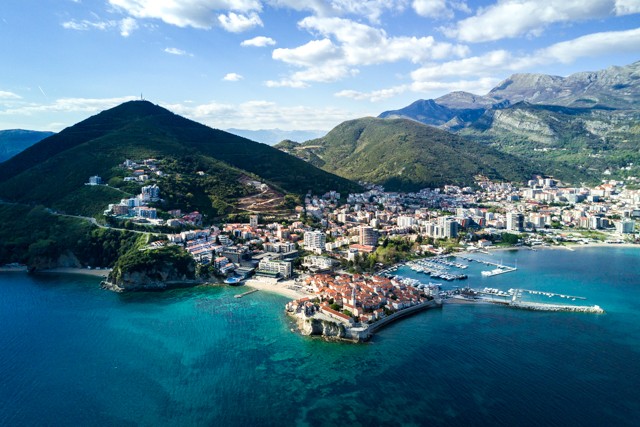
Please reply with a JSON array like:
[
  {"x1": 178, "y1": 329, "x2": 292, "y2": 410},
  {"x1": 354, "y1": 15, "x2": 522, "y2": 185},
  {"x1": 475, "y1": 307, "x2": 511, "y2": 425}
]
[
  {"x1": 0, "y1": 130, "x2": 55, "y2": 163},
  {"x1": 1, "y1": 61, "x2": 638, "y2": 218},
  {"x1": 378, "y1": 61, "x2": 640, "y2": 177}
]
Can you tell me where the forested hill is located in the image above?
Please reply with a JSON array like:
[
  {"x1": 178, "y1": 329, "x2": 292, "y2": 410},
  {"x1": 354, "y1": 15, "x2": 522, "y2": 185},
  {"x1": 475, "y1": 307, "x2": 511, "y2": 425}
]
[
  {"x1": 286, "y1": 117, "x2": 551, "y2": 192},
  {"x1": 0, "y1": 101, "x2": 360, "y2": 217}
]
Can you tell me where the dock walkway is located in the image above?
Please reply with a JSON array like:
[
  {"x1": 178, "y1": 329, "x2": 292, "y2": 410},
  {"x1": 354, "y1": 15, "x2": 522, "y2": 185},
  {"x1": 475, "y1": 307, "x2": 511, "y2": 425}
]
[{"x1": 235, "y1": 289, "x2": 259, "y2": 298}]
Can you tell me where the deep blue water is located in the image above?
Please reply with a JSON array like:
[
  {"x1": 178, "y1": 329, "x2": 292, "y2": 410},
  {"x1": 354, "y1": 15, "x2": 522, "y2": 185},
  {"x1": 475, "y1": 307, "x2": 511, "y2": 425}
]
[{"x1": 1, "y1": 247, "x2": 639, "y2": 426}]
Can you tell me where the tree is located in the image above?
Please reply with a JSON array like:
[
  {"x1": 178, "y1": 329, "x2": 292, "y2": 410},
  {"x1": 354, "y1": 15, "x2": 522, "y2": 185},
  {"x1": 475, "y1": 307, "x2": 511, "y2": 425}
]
[{"x1": 501, "y1": 233, "x2": 521, "y2": 245}]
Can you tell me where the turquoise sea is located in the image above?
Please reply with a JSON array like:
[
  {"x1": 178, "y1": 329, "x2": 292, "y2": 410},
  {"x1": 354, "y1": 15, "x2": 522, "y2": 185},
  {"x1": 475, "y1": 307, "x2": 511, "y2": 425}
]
[{"x1": 1, "y1": 247, "x2": 639, "y2": 426}]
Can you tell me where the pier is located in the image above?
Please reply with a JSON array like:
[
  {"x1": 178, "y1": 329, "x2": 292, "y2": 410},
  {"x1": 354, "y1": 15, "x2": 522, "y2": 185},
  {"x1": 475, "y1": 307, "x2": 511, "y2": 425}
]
[
  {"x1": 447, "y1": 286, "x2": 603, "y2": 314},
  {"x1": 515, "y1": 289, "x2": 586, "y2": 302},
  {"x1": 460, "y1": 257, "x2": 518, "y2": 277},
  {"x1": 234, "y1": 289, "x2": 259, "y2": 298}
]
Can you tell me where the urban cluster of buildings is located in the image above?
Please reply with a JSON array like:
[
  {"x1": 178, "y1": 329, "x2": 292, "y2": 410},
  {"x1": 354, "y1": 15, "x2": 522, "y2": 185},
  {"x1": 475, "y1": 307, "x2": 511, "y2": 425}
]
[
  {"x1": 152, "y1": 175, "x2": 637, "y2": 282},
  {"x1": 285, "y1": 273, "x2": 434, "y2": 325},
  {"x1": 90, "y1": 161, "x2": 640, "y2": 283},
  {"x1": 104, "y1": 183, "x2": 161, "y2": 220}
]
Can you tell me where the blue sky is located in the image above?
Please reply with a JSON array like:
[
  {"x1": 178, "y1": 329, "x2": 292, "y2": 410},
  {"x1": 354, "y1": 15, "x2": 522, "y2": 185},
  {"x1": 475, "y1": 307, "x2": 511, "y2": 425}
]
[{"x1": 1, "y1": 0, "x2": 639, "y2": 132}]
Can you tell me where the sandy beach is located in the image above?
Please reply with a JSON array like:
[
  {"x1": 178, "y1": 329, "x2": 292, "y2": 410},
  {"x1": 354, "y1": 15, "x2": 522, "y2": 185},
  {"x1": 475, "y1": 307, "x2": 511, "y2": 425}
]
[
  {"x1": 0, "y1": 265, "x2": 28, "y2": 273},
  {"x1": 0, "y1": 266, "x2": 113, "y2": 278},
  {"x1": 37, "y1": 267, "x2": 112, "y2": 277},
  {"x1": 244, "y1": 278, "x2": 309, "y2": 300}
]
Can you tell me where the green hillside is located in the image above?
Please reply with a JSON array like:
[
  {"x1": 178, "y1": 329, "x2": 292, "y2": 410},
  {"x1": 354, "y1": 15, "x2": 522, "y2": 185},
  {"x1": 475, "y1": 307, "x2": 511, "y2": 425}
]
[
  {"x1": 295, "y1": 117, "x2": 545, "y2": 191},
  {"x1": 0, "y1": 101, "x2": 360, "y2": 217}
]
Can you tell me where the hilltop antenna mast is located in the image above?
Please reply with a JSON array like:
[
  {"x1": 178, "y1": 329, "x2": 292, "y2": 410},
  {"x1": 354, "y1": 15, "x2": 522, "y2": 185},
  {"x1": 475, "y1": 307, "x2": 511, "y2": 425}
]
[{"x1": 140, "y1": 93, "x2": 144, "y2": 101}]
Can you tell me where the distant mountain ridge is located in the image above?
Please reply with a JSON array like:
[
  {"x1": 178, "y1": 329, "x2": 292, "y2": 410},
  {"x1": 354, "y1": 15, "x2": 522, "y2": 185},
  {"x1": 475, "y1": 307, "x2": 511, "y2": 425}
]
[
  {"x1": 378, "y1": 61, "x2": 640, "y2": 177},
  {"x1": 226, "y1": 128, "x2": 326, "y2": 145},
  {"x1": 0, "y1": 130, "x2": 55, "y2": 163}
]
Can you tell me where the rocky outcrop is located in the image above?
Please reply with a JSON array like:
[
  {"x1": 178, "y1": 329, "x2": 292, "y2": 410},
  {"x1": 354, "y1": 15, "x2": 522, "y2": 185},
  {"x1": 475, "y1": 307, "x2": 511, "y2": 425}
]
[
  {"x1": 103, "y1": 265, "x2": 199, "y2": 292},
  {"x1": 104, "y1": 246, "x2": 197, "y2": 292},
  {"x1": 297, "y1": 317, "x2": 348, "y2": 339}
]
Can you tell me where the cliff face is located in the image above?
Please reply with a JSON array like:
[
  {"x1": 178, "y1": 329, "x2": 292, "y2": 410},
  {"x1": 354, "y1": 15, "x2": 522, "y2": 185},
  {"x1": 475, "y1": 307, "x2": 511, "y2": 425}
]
[
  {"x1": 104, "y1": 246, "x2": 196, "y2": 292},
  {"x1": 27, "y1": 251, "x2": 82, "y2": 271},
  {"x1": 292, "y1": 315, "x2": 372, "y2": 342},
  {"x1": 105, "y1": 264, "x2": 197, "y2": 292},
  {"x1": 298, "y1": 317, "x2": 347, "y2": 339}
]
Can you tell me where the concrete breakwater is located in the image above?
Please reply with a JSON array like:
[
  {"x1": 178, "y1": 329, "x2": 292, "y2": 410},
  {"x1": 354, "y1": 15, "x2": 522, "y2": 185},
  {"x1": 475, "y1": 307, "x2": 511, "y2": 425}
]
[
  {"x1": 366, "y1": 299, "x2": 442, "y2": 335},
  {"x1": 510, "y1": 302, "x2": 605, "y2": 314}
]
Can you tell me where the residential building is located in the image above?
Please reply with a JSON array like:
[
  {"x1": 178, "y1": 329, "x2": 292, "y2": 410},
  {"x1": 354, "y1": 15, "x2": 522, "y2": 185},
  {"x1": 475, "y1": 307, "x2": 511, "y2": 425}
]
[
  {"x1": 359, "y1": 226, "x2": 378, "y2": 246},
  {"x1": 506, "y1": 212, "x2": 525, "y2": 232},
  {"x1": 303, "y1": 256, "x2": 337, "y2": 271},
  {"x1": 304, "y1": 230, "x2": 326, "y2": 254},
  {"x1": 616, "y1": 220, "x2": 635, "y2": 234},
  {"x1": 258, "y1": 258, "x2": 292, "y2": 279},
  {"x1": 88, "y1": 175, "x2": 102, "y2": 185}
]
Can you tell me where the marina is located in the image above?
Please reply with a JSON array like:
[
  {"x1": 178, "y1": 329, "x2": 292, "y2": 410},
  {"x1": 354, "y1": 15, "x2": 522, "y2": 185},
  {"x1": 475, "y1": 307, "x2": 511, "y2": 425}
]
[
  {"x1": 390, "y1": 253, "x2": 602, "y2": 314},
  {"x1": 403, "y1": 256, "x2": 469, "y2": 281}
]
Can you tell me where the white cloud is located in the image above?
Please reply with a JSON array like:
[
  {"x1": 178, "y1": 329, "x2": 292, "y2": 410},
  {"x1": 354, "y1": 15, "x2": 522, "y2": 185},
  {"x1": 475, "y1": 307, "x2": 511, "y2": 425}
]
[
  {"x1": 409, "y1": 77, "x2": 501, "y2": 94},
  {"x1": 615, "y1": 0, "x2": 640, "y2": 15},
  {"x1": 327, "y1": 0, "x2": 403, "y2": 23},
  {"x1": 264, "y1": 79, "x2": 310, "y2": 88},
  {"x1": 410, "y1": 27, "x2": 640, "y2": 83},
  {"x1": 241, "y1": 36, "x2": 276, "y2": 47},
  {"x1": 268, "y1": 0, "x2": 401, "y2": 23},
  {"x1": 165, "y1": 99, "x2": 369, "y2": 130},
  {"x1": 330, "y1": 27, "x2": 640, "y2": 104},
  {"x1": 62, "y1": 17, "x2": 138, "y2": 36},
  {"x1": 119, "y1": 17, "x2": 138, "y2": 36},
  {"x1": 335, "y1": 86, "x2": 408, "y2": 102},
  {"x1": 218, "y1": 12, "x2": 262, "y2": 32},
  {"x1": 108, "y1": 0, "x2": 262, "y2": 29},
  {"x1": 334, "y1": 77, "x2": 499, "y2": 101},
  {"x1": 269, "y1": 16, "x2": 468, "y2": 87},
  {"x1": 445, "y1": 0, "x2": 639, "y2": 43},
  {"x1": 273, "y1": 38, "x2": 341, "y2": 67},
  {"x1": 411, "y1": 50, "x2": 513, "y2": 81},
  {"x1": 0, "y1": 90, "x2": 21, "y2": 99},
  {"x1": 412, "y1": 0, "x2": 452, "y2": 19},
  {"x1": 223, "y1": 72, "x2": 244, "y2": 81},
  {"x1": 528, "y1": 27, "x2": 640, "y2": 65},
  {"x1": 0, "y1": 96, "x2": 138, "y2": 116},
  {"x1": 62, "y1": 19, "x2": 115, "y2": 31},
  {"x1": 164, "y1": 47, "x2": 193, "y2": 56}
]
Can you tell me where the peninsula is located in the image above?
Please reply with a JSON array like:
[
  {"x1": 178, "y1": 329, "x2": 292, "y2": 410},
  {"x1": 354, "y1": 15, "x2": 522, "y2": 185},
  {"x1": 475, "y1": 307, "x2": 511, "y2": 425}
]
[{"x1": 285, "y1": 273, "x2": 441, "y2": 342}]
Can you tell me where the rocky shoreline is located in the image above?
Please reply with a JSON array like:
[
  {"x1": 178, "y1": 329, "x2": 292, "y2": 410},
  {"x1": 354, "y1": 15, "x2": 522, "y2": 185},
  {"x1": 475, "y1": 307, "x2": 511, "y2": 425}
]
[{"x1": 288, "y1": 299, "x2": 442, "y2": 343}]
